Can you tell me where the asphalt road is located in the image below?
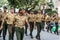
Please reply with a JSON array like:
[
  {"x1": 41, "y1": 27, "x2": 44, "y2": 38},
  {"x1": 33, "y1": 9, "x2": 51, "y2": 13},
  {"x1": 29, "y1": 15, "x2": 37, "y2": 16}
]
[{"x1": 0, "y1": 29, "x2": 60, "y2": 40}]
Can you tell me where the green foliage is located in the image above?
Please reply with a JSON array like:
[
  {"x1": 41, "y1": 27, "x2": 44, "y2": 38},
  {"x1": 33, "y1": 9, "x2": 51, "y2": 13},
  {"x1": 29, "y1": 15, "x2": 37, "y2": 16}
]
[
  {"x1": 47, "y1": 2, "x2": 54, "y2": 8},
  {"x1": 0, "y1": 0, "x2": 8, "y2": 7},
  {"x1": 7, "y1": 0, "x2": 55, "y2": 14},
  {"x1": 45, "y1": 9, "x2": 57, "y2": 16},
  {"x1": 7, "y1": 0, "x2": 39, "y2": 9},
  {"x1": 7, "y1": 0, "x2": 19, "y2": 8}
]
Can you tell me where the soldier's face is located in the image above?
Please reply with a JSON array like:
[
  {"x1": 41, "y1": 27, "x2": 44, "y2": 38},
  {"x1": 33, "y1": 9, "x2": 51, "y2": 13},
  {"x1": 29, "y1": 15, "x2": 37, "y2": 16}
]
[
  {"x1": 21, "y1": 9, "x2": 25, "y2": 14},
  {"x1": 38, "y1": 10, "x2": 41, "y2": 14},
  {"x1": 4, "y1": 9, "x2": 6, "y2": 12},
  {"x1": 30, "y1": 12, "x2": 34, "y2": 14},
  {"x1": 10, "y1": 9, "x2": 14, "y2": 13}
]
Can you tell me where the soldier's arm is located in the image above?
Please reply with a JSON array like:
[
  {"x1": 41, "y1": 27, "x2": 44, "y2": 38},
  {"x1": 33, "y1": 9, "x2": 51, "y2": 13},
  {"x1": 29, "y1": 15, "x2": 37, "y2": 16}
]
[
  {"x1": 42, "y1": 15, "x2": 44, "y2": 21},
  {"x1": 0, "y1": 15, "x2": 7, "y2": 29},
  {"x1": 25, "y1": 17, "x2": 30, "y2": 29},
  {"x1": 13, "y1": 17, "x2": 17, "y2": 26},
  {"x1": 34, "y1": 15, "x2": 36, "y2": 29},
  {"x1": 12, "y1": 14, "x2": 17, "y2": 27},
  {"x1": 12, "y1": 15, "x2": 16, "y2": 27}
]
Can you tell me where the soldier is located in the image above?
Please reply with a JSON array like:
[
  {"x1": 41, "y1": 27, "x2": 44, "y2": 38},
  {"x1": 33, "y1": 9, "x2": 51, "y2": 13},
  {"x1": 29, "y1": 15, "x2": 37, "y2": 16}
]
[
  {"x1": 35, "y1": 10, "x2": 43, "y2": 40},
  {"x1": 1, "y1": 7, "x2": 16, "y2": 40},
  {"x1": 0, "y1": 10, "x2": 2, "y2": 37},
  {"x1": 45, "y1": 13, "x2": 50, "y2": 32},
  {"x1": 14, "y1": 9, "x2": 30, "y2": 40},
  {"x1": 0, "y1": 6, "x2": 8, "y2": 40},
  {"x1": 49, "y1": 16, "x2": 55, "y2": 33},
  {"x1": 28, "y1": 11, "x2": 36, "y2": 39},
  {"x1": 41, "y1": 14, "x2": 45, "y2": 31},
  {"x1": 24, "y1": 10, "x2": 29, "y2": 36},
  {"x1": 54, "y1": 13, "x2": 59, "y2": 35},
  {"x1": 7, "y1": 7, "x2": 16, "y2": 40}
]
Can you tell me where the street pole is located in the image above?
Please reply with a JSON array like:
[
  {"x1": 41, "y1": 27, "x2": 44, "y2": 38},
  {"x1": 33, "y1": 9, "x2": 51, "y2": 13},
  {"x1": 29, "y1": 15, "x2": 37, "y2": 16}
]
[{"x1": 42, "y1": 0, "x2": 45, "y2": 14}]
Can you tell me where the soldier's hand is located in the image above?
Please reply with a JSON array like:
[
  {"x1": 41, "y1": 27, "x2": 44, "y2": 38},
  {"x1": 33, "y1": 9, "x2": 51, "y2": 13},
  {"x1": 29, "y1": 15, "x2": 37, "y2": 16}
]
[
  {"x1": 9, "y1": 29, "x2": 12, "y2": 33},
  {"x1": 34, "y1": 26, "x2": 36, "y2": 29},
  {"x1": 0, "y1": 27, "x2": 2, "y2": 30},
  {"x1": 0, "y1": 26, "x2": 3, "y2": 30},
  {"x1": 0, "y1": 27, "x2": 1, "y2": 30},
  {"x1": 28, "y1": 26, "x2": 30, "y2": 30}
]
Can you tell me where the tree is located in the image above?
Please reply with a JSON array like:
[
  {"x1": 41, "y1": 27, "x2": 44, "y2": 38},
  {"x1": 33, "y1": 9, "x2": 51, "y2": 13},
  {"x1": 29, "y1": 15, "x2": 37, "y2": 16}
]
[
  {"x1": 7, "y1": 0, "x2": 54, "y2": 12},
  {"x1": 0, "y1": 0, "x2": 8, "y2": 7},
  {"x1": 7, "y1": 0, "x2": 39, "y2": 10}
]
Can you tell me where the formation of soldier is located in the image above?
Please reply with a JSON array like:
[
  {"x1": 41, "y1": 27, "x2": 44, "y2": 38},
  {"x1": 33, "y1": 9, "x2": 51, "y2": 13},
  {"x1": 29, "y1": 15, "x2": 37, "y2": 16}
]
[{"x1": 0, "y1": 6, "x2": 60, "y2": 40}]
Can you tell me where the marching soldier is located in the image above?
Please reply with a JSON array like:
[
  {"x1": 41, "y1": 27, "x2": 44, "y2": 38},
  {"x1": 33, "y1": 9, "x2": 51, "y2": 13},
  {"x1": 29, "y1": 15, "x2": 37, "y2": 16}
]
[
  {"x1": 0, "y1": 11, "x2": 2, "y2": 37},
  {"x1": 35, "y1": 10, "x2": 43, "y2": 40},
  {"x1": 0, "y1": 6, "x2": 8, "y2": 40},
  {"x1": 45, "y1": 13, "x2": 50, "y2": 32},
  {"x1": 7, "y1": 7, "x2": 16, "y2": 40},
  {"x1": 54, "y1": 13, "x2": 59, "y2": 35},
  {"x1": 41, "y1": 14, "x2": 45, "y2": 31},
  {"x1": 14, "y1": 9, "x2": 30, "y2": 40},
  {"x1": 1, "y1": 7, "x2": 16, "y2": 40},
  {"x1": 24, "y1": 10, "x2": 29, "y2": 36},
  {"x1": 28, "y1": 11, "x2": 36, "y2": 39},
  {"x1": 50, "y1": 16, "x2": 55, "y2": 33}
]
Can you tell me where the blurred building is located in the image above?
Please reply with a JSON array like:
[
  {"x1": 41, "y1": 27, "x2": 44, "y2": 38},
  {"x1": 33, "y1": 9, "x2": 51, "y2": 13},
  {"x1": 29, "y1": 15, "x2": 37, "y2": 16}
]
[{"x1": 53, "y1": 0, "x2": 60, "y2": 17}]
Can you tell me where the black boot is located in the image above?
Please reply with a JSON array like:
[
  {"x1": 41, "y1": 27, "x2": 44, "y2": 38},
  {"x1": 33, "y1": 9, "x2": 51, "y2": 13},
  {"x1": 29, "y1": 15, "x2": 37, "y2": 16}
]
[{"x1": 30, "y1": 34, "x2": 33, "y2": 39}]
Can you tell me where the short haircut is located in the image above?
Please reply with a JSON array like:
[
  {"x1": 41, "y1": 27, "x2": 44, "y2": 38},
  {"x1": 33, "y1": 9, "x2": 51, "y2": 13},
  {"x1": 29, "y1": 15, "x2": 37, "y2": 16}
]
[{"x1": 3, "y1": 6, "x2": 7, "y2": 9}]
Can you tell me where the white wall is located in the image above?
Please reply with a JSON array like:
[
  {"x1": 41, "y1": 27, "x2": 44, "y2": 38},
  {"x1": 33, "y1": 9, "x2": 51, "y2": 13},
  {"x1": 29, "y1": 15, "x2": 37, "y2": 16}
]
[
  {"x1": 53, "y1": 0, "x2": 60, "y2": 8},
  {"x1": 58, "y1": 7, "x2": 60, "y2": 17}
]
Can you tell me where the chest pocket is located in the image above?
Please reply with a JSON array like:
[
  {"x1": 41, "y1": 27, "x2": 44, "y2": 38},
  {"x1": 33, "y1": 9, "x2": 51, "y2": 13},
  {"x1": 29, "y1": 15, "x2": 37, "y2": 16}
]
[
  {"x1": 30, "y1": 15, "x2": 35, "y2": 20},
  {"x1": 17, "y1": 17, "x2": 25, "y2": 23},
  {"x1": 7, "y1": 14, "x2": 14, "y2": 21},
  {"x1": 37, "y1": 15, "x2": 42, "y2": 20}
]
